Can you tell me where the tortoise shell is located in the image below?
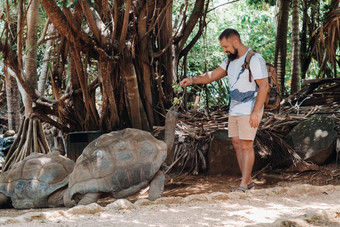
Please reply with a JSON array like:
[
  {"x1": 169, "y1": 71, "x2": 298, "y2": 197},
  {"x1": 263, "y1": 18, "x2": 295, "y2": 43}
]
[
  {"x1": 67, "y1": 128, "x2": 167, "y2": 200},
  {"x1": 0, "y1": 151, "x2": 74, "y2": 209}
]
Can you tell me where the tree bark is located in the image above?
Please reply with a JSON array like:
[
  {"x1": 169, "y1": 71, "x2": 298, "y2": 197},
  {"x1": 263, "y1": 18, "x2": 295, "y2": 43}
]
[
  {"x1": 5, "y1": 75, "x2": 21, "y2": 131},
  {"x1": 121, "y1": 51, "x2": 144, "y2": 130},
  {"x1": 290, "y1": 0, "x2": 300, "y2": 94},
  {"x1": 274, "y1": 0, "x2": 290, "y2": 97},
  {"x1": 137, "y1": 3, "x2": 154, "y2": 127},
  {"x1": 159, "y1": 0, "x2": 174, "y2": 99},
  {"x1": 38, "y1": 24, "x2": 56, "y2": 95},
  {"x1": 98, "y1": 55, "x2": 119, "y2": 132},
  {"x1": 23, "y1": 0, "x2": 40, "y2": 116},
  {"x1": 300, "y1": 0, "x2": 308, "y2": 81}
]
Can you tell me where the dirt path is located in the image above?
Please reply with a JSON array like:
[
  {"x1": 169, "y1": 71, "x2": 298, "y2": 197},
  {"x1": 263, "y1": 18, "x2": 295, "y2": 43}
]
[
  {"x1": 0, "y1": 184, "x2": 339, "y2": 226},
  {"x1": 1, "y1": 165, "x2": 340, "y2": 226}
]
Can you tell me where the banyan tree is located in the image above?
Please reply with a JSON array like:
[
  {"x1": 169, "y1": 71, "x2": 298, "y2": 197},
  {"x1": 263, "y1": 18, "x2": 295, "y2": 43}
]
[{"x1": 0, "y1": 0, "x2": 209, "y2": 168}]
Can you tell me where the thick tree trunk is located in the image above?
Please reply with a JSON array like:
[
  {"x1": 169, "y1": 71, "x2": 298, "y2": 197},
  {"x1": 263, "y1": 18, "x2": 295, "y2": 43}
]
[
  {"x1": 137, "y1": 3, "x2": 154, "y2": 128},
  {"x1": 22, "y1": 0, "x2": 40, "y2": 116},
  {"x1": 121, "y1": 51, "x2": 149, "y2": 130},
  {"x1": 98, "y1": 55, "x2": 119, "y2": 132},
  {"x1": 159, "y1": 0, "x2": 174, "y2": 100},
  {"x1": 5, "y1": 76, "x2": 20, "y2": 131},
  {"x1": 3, "y1": 0, "x2": 51, "y2": 172},
  {"x1": 274, "y1": 0, "x2": 290, "y2": 97}
]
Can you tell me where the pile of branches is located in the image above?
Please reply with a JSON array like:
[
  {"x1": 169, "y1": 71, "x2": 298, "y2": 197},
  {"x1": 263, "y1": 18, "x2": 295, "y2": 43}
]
[
  {"x1": 164, "y1": 78, "x2": 340, "y2": 175},
  {"x1": 170, "y1": 107, "x2": 229, "y2": 175},
  {"x1": 273, "y1": 78, "x2": 340, "y2": 135}
]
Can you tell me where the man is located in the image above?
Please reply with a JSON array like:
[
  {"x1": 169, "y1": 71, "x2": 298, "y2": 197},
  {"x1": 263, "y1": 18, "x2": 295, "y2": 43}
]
[{"x1": 180, "y1": 28, "x2": 269, "y2": 192}]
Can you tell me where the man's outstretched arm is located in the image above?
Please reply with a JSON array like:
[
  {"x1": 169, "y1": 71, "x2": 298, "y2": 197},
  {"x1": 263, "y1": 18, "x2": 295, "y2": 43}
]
[{"x1": 180, "y1": 67, "x2": 226, "y2": 87}]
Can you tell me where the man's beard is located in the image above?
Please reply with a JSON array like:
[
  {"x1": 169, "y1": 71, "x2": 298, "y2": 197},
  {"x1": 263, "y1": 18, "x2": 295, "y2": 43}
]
[{"x1": 228, "y1": 48, "x2": 238, "y2": 61}]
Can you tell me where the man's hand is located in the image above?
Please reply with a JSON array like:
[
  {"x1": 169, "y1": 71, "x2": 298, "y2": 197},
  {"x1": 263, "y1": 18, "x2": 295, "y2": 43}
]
[
  {"x1": 179, "y1": 78, "x2": 193, "y2": 88},
  {"x1": 249, "y1": 111, "x2": 260, "y2": 128},
  {"x1": 179, "y1": 68, "x2": 226, "y2": 88}
]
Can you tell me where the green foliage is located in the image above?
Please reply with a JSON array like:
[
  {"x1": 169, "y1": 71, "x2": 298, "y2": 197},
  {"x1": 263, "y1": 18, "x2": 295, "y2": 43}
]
[
  {"x1": 246, "y1": 0, "x2": 276, "y2": 8},
  {"x1": 172, "y1": 83, "x2": 182, "y2": 106},
  {"x1": 175, "y1": 0, "x2": 336, "y2": 108},
  {"x1": 177, "y1": 0, "x2": 277, "y2": 109}
]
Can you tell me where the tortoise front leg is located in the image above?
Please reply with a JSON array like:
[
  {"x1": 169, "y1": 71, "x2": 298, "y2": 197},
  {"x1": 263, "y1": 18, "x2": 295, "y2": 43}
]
[{"x1": 77, "y1": 192, "x2": 101, "y2": 206}]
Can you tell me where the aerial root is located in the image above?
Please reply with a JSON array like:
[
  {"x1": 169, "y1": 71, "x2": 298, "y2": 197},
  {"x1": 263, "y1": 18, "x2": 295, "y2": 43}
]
[{"x1": 1, "y1": 116, "x2": 50, "y2": 173}]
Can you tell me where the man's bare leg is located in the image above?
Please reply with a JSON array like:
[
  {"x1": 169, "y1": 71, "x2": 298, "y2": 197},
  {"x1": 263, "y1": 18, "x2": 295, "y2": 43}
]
[
  {"x1": 232, "y1": 137, "x2": 243, "y2": 172},
  {"x1": 232, "y1": 137, "x2": 254, "y2": 190},
  {"x1": 239, "y1": 139, "x2": 255, "y2": 189}
]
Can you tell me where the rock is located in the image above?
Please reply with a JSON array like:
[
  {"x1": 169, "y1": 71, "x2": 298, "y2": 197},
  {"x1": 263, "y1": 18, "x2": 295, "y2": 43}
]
[
  {"x1": 155, "y1": 197, "x2": 183, "y2": 205},
  {"x1": 68, "y1": 203, "x2": 104, "y2": 214},
  {"x1": 106, "y1": 199, "x2": 136, "y2": 210},
  {"x1": 285, "y1": 115, "x2": 337, "y2": 165},
  {"x1": 134, "y1": 199, "x2": 155, "y2": 206},
  {"x1": 207, "y1": 130, "x2": 267, "y2": 175},
  {"x1": 182, "y1": 194, "x2": 210, "y2": 203},
  {"x1": 208, "y1": 192, "x2": 230, "y2": 201},
  {"x1": 274, "y1": 210, "x2": 340, "y2": 226}
]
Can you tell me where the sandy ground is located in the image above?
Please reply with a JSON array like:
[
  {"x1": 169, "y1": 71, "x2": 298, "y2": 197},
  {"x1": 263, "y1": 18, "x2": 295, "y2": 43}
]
[
  {"x1": 1, "y1": 164, "x2": 340, "y2": 227},
  {"x1": 0, "y1": 184, "x2": 339, "y2": 226}
]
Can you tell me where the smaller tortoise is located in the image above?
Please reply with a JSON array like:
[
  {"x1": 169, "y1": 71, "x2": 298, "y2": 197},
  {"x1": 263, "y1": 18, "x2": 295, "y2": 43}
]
[
  {"x1": 0, "y1": 151, "x2": 75, "y2": 209},
  {"x1": 66, "y1": 128, "x2": 168, "y2": 206}
]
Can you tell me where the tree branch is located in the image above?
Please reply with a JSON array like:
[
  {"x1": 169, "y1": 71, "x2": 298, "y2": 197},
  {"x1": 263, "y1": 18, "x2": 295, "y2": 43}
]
[
  {"x1": 180, "y1": 0, "x2": 209, "y2": 59},
  {"x1": 80, "y1": 0, "x2": 106, "y2": 46},
  {"x1": 177, "y1": 0, "x2": 205, "y2": 52},
  {"x1": 140, "y1": 0, "x2": 174, "y2": 41},
  {"x1": 207, "y1": 0, "x2": 240, "y2": 13},
  {"x1": 118, "y1": 0, "x2": 131, "y2": 52},
  {"x1": 40, "y1": 0, "x2": 77, "y2": 44},
  {"x1": 38, "y1": 18, "x2": 50, "y2": 45}
]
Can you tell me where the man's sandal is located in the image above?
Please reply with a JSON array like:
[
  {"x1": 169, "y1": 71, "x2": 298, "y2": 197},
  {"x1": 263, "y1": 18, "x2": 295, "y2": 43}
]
[
  {"x1": 230, "y1": 186, "x2": 248, "y2": 193},
  {"x1": 247, "y1": 182, "x2": 255, "y2": 190},
  {"x1": 231, "y1": 182, "x2": 255, "y2": 193}
]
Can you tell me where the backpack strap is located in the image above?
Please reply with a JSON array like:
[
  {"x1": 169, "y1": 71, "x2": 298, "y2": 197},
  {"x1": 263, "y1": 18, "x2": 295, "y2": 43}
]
[
  {"x1": 225, "y1": 58, "x2": 231, "y2": 74},
  {"x1": 241, "y1": 50, "x2": 257, "y2": 82}
]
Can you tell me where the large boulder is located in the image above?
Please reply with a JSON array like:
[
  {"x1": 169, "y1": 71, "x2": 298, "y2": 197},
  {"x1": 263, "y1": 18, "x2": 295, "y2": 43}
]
[
  {"x1": 285, "y1": 115, "x2": 337, "y2": 165},
  {"x1": 208, "y1": 130, "x2": 267, "y2": 175}
]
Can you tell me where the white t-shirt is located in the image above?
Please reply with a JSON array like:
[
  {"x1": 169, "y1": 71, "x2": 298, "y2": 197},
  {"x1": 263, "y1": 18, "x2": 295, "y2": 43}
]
[{"x1": 220, "y1": 48, "x2": 268, "y2": 116}]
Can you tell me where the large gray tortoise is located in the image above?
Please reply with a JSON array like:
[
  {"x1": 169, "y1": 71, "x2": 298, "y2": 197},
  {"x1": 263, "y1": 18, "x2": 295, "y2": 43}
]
[
  {"x1": 0, "y1": 151, "x2": 74, "y2": 209},
  {"x1": 66, "y1": 107, "x2": 178, "y2": 207},
  {"x1": 66, "y1": 128, "x2": 168, "y2": 206}
]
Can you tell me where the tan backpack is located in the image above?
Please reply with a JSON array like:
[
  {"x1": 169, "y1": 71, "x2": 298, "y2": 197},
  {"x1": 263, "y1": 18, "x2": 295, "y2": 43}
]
[{"x1": 227, "y1": 49, "x2": 281, "y2": 109}]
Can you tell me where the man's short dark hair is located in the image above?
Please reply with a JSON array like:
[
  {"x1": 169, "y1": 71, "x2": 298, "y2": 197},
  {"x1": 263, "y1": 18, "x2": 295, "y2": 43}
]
[{"x1": 219, "y1": 28, "x2": 240, "y2": 41}]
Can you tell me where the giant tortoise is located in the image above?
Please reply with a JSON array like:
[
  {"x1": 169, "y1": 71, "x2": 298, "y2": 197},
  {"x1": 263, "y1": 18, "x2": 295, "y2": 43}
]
[
  {"x1": 0, "y1": 151, "x2": 75, "y2": 209},
  {"x1": 66, "y1": 107, "x2": 178, "y2": 206}
]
